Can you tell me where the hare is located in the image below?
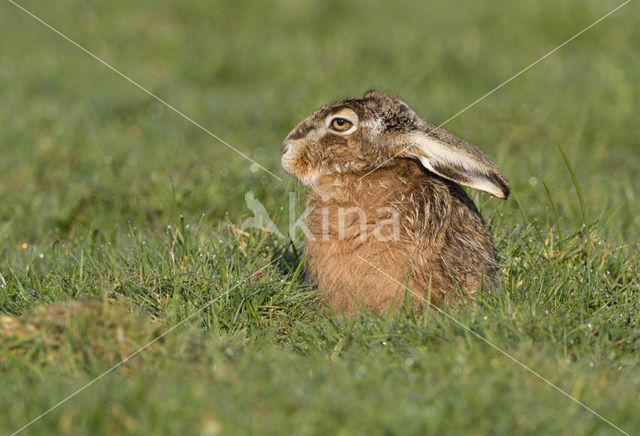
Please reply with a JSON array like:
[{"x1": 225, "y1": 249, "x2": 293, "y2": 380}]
[{"x1": 281, "y1": 90, "x2": 509, "y2": 314}]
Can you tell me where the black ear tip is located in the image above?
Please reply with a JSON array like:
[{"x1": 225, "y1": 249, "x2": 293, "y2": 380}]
[
  {"x1": 489, "y1": 173, "x2": 510, "y2": 199},
  {"x1": 498, "y1": 181, "x2": 510, "y2": 199},
  {"x1": 502, "y1": 186, "x2": 511, "y2": 199}
]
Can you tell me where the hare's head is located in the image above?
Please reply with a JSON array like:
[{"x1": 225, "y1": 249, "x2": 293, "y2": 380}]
[{"x1": 281, "y1": 90, "x2": 509, "y2": 198}]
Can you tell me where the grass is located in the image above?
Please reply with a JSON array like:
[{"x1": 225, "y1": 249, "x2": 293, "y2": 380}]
[{"x1": 1, "y1": 0, "x2": 638, "y2": 434}]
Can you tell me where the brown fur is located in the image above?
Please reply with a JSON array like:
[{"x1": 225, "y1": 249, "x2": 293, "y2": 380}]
[{"x1": 281, "y1": 91, "x2": 508, "y2": 315}]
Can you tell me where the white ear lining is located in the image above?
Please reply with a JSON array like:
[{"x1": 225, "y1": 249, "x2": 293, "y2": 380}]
[
  {"x1": 410, "y1": 134, "x2": 475, "y2": 173},
  {"x1": 408, "y1": 133, "x2": 508, "y2": 199},
  {"x1": 419, "y1": 155, "x2": 506, "y2": 198}
]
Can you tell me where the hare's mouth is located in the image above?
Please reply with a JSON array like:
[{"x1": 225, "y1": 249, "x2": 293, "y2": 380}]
[
  {"x1": 280, "y1": 140, "x2": 298, "y2": 174},
  {"x1": 281, "y1": 143, "x2": 316, "y2": 185},
  {"x1": 281, "y1": 159, "x2": 319, "y2": 186},
  {"x1": 280, "y1": 150, "x2": 296, "y2": 176}
]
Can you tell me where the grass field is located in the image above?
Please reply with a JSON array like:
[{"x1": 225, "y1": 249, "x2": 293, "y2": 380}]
[{"x1": 1, "y1": 0, "x2": 638, "y2": 434}]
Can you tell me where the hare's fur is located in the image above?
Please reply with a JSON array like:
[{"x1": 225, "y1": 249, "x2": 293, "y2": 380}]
[{"x1": 281, "y1": 91, "x2": 508, "y2": 314}]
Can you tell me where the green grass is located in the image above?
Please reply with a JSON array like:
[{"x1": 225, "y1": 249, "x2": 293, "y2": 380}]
[{"x1": 1, "y1": 0, "x2": 638, "y2": 434}]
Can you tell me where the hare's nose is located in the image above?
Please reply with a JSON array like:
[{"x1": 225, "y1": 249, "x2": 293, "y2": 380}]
[{"x1": 281, "y1": 140, "x2": 291, "y2": 155}]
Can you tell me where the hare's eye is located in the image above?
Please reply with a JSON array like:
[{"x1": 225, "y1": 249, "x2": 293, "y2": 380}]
[{"x1": 330, "y1": 118, "x2": 353, "y2": 132}]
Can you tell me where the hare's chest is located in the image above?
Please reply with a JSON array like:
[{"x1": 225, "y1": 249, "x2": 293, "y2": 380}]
[
  {"x1": 304, "y1": 199, "x2": 403, "y2": 244},
  {"x1": 302, "y1": 202, "x2": 417, "y2": 310},
  {"x1": 303, "y1": 198, "x2": 415, "y2": 281}
]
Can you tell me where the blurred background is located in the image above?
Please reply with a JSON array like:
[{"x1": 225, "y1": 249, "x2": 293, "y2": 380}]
[
  {"x1": 1, "y1": 1, "x2": 639, "y2": 434},
  {"x1": 0, "y1": 0, "x2": 637, "y2": 244}
]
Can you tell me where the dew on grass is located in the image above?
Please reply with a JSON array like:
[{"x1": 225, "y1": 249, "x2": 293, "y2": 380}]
[
  {"x1": 250, "y1": 164, "x2": 259, "y2": 173},
  {"x1": 452, "y1": 366, "x2": 461, "y2": 375},
  {"x1": 39, "y1": 253, "x2": 44, "y2": 259},
  {"x1": 405, "y1": 357, "x2": 414, "y2": 366}
]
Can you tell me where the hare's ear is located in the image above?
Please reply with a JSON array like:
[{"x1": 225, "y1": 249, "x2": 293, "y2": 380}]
[{"x1": 404, "y1": 128, "x2": 510, "y2": 199}]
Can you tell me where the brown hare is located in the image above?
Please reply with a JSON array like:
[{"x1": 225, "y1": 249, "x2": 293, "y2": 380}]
[{"x1": 281, "y1": 90, "x2": 509, "y2": 315}]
